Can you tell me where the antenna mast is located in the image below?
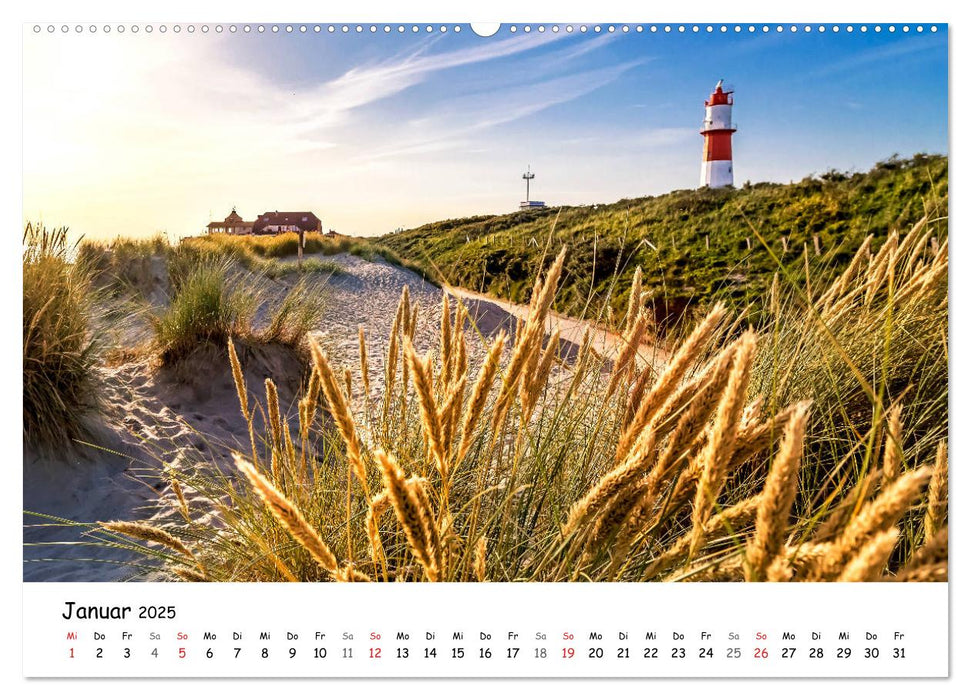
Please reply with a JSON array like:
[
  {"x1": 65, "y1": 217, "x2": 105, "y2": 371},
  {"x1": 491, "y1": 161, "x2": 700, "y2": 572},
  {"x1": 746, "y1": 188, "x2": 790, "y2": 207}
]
[{"x1": 523, "y1": 166, "x2": 535, "y2": 202}]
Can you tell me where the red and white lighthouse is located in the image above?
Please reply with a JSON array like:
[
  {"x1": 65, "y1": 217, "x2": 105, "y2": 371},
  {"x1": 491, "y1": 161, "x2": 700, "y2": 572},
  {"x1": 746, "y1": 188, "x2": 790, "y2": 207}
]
[{"x1": 699, "y1": 80, "x2": 736, "y2": 188}]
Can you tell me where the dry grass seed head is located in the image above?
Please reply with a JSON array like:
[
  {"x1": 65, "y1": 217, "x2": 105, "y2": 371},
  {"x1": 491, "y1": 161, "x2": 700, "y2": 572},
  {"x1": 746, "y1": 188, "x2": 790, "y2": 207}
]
[
  {"x1": 227, "y1": 338, "x2": 248, "y2": 416},
  {"x1": 924, "y1": 441, "x2": 948, "y2": 539},
  {"x1": 366, "y1": 491, "x2": 391, "y2": 560},
  {"x1": 457, "y1": 331, "x2": 506, "y2": 464},
  {"x1": 624, "y1": 362, "x2": 655, "y2": 428},
  {"x1": 837, "y1": 527, "x2": 899, "y2": 582},
  {"x1": 405, "y1": 340, "x2": 449, "y2": 478},
  {"x1": 563, "y1": 427, "x2": 658, "y2": 538},
  {"x1": 625, "y1": 266, "x2": 643, "y2": 333},
  {"x1": 169, "y1": 475, "x2": 190, "y2": 522},
  {"x1": 649, "y1": 338, "x2": 740, "y2": 487},
  {"x1": 617, "y1": 303, "x2": 727, "y2": 461},
  {"x1": 689, "y1": 330, "x2": 757, "y2": 555},
  {"x1": 523, "y1": 329, "x2": 560, "y2": 422},
  {"x1": 100, "y1": 520, "x2": 196, "y2": 560},
  {"x1": 881, "y1": 403, "x2": 903, "y2": 485},
  {"x1": 265, "y1": 378, "x2": 282, "y2": 446},
  {"x1": 895, "y1": 561, "x2": 948, "y2": 582},
  {"x1": 607, "y1": 312, "x2": 649, "y2": 399},
  {"x1": 439, "y1": 372, "x2": 467, "y2": 452},
  {"x1": 171, "y1": 566, "x2": 209, "y2": 582},
  {"x1": 744, "y1": 401, "x2": 811, "y2": 581},
  {"x1": 309, "y1": 337, "x2": 368, "y2": 490},
  {"x1": 234, "y1": 453, "x2": 340, "y2": 575},
  {"x1": 816, "y1": 466, "x2": 933, "y2": 580},
  {"x1": 374, "y1": 450, "x2": 440, "y2": 581},
  {"x1": 408, "y1": 476, "x2": 443, "y2": 570},
  {"x1": 473, "y1": 536, "x2": 488, "y2": 582}
]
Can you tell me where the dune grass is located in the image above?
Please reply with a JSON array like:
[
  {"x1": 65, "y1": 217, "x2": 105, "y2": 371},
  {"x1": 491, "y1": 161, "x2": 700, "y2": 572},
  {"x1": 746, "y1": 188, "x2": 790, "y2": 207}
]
[
  {"x1": 259, "y1": 257, "x2": 345, "y2": 280},
  {"x1": 260, "y1": 279, "x2": 328, "y2": 346},
  {"x1": 27, "y1": 228, "x2": 338, "y2": 379},
  {"x1": 148, "y1": 257, "x2": 328, "y2": 366},
  {"x1": 149, "y1": 258, "x2": 257, "y2": 365},
  {"x1": 78, "y1": 234, "x2": 172, "y2": 295},
  {"x1": 96, "y1": 214, "x2": 947, "y2": 582},
  {"x1": 750, "y1": 218, "x2": 948, "y2": 512},
  {"x1": 79, "y1": 230, "x2": 446, "y2": 307},
  {"x1": 189, "y1": 232, "x2": 440, "y2": 284},
  {"x1": 180, "y1": 232, "x2": 347, "y2": 264},
  {"x1": 78, "y1": 231, "x2": 349, "y2": 303},
  {"x1": 23, "y1": 224, "x2": 100, "y2": 449}
]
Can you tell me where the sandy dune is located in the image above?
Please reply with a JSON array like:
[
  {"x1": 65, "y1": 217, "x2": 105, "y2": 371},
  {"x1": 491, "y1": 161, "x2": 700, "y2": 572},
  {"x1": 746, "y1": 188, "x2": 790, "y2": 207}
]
[
  {"x1": 23, "y1": 252, "x2": 655, "y2": 582},
  {"x1": 23, "y1": 253, "x2": 454, "y2": 582}
]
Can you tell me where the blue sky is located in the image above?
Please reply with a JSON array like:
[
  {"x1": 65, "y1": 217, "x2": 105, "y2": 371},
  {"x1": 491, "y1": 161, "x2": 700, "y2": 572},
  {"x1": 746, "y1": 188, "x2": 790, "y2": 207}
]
[{"x1": 23, "y1": 25, "x2": 947, "y2": 238}]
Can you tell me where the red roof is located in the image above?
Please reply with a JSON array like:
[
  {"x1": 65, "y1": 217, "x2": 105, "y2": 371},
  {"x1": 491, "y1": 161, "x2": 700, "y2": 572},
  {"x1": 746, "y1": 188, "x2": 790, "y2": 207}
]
[{"x1": 252, "y1": 211, "x2": 322, "y2": 234}]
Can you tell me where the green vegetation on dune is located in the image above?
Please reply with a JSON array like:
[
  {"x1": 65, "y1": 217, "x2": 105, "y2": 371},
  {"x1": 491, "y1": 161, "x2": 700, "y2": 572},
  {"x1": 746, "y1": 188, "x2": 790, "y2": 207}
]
[{"x1": 380, "y1": 154, "x2": 947, "y2": 330}]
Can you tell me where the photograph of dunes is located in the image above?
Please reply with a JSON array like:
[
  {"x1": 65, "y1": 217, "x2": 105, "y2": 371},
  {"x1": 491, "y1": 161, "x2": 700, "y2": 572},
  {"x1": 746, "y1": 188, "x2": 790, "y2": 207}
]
[{"x1": 23, "y1": 24, "x2": 947, "y2": 583}]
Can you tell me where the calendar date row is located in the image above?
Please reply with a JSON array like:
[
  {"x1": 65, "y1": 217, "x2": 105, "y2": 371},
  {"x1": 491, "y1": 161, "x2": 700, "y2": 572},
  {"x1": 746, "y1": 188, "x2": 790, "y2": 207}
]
[{"x1": 67, "y1": 644, "x2": 910, "y2": 661}]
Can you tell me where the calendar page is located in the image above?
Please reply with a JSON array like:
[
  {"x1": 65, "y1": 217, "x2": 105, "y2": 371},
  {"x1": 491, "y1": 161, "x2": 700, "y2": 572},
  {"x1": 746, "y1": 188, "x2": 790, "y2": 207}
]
[{"x1": 20, "y1": 5, "x2": 951, "y2": 686}]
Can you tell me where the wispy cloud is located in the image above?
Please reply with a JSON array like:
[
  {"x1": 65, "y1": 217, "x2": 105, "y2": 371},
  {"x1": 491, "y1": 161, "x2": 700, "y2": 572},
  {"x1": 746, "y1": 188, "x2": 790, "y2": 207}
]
[
  {"x1": 350, "y1": 61, "x2": 641, "y2": 162},
  {"x1": 288, "y1": 31, "x2": 565, "y2": 131},
  {"x1": 808, "y1": 35, "x2": 943, "y2": 78}
]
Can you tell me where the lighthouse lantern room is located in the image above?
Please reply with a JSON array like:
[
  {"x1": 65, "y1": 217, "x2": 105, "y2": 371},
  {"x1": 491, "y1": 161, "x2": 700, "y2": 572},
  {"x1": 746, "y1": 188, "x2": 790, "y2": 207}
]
[{"x1": 699, "y1": 80, "x2": 737, "y2": 188}]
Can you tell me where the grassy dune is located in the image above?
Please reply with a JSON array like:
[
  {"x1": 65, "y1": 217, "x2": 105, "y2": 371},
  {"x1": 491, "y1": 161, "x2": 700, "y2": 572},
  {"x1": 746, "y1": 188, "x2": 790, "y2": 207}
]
[
  {"x1": 380, "y1": 154, "x2": 947, "y2": 332},
  {"x1": 149, "y1": 260, "x2": 326, "y2": 366},
  {"x1": 95, "y1": 216, "x2": 948, "y2": 583},
  {"x1": 23, "y1": 227, "x2": 345, "y2": 448},
  {"x1": 81, "y1": 230, "x2": 441, "y2": 290}
]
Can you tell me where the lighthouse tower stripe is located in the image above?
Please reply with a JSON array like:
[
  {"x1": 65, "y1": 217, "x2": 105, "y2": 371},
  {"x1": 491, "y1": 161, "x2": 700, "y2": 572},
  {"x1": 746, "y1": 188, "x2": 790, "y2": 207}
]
[
  {"x1": 699, "y1": 81, "x2": 736, "y2": 188},
  {"x1": 701, "y1": 161, "x2": 734, "y2": 189},
  {"x1": 704, "y1": 134, "x2": 733, "y2": 162}
]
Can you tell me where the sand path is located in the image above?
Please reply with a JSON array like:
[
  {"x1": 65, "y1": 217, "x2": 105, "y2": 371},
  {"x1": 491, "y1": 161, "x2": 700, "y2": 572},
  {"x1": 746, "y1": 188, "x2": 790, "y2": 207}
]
[{"x1": 444, "y1": 284, "x2": 668, "y2": 365}]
